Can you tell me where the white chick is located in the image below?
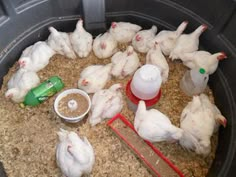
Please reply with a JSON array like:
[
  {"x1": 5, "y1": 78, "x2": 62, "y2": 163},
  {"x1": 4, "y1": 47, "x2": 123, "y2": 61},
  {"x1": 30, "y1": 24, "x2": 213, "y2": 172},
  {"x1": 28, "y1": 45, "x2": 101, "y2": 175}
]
[
  {"x1": 111, "y1": 46, "x2": 140, "y2": 78},
  {"x1": 179, "y1": 94, "x2": 226, "y2": 156},
  {"x1": 109, "y1": 21, "x2": 142, "y2": 43},
  {"x1": 78, "y1": 63, "x2": 112, "y2": 93},
  {"x1": 146, "y1": 43, "x2": 169, "y2": 83},
  {"x1": 70, "y1": 19, "x2": 93, "y2": 58},
  {"x1": 18, "y1": 41, "x2": 55, "y2": 72},
  {"x1": 56, "y1": 129, "x2": 95, "y2": 177},
  {"x1": 92, "y1": 32, "x2": 118, "y2": 59},
  {"x1": 181, "y1": 51, "x2": 227, "y2": 74},
  {"x1": 47, "y1": 27, "x2": 76, "y2": 59},
  {"x1": 151, "y1": 21, "x2": 188, "y2": 56},
  {"x1": 170, "y1": 24, "x2": 207, "y2": 60},
  {"x1": 134, "y1": 101, "x2": 183, "y2": 142},
  {"x1": 132, "y1": 25, "x2": 158, "y2": 53},
  {"x1": 199, "y1": 94, "x2": 227, "y2": 131},
  {"x1": 89, "y1": 84, "x2": 123, "y2": 126},
  {"x1": 5, "y1": 69, "x2": 40, "y2": 103}
]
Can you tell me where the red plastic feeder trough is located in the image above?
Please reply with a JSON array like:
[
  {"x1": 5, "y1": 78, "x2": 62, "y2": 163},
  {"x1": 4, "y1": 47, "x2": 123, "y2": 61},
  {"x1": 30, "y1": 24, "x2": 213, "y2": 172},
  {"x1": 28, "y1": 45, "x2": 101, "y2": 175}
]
[{"x1": 107, "y1": 114, "x2": 184, "y2": 177}]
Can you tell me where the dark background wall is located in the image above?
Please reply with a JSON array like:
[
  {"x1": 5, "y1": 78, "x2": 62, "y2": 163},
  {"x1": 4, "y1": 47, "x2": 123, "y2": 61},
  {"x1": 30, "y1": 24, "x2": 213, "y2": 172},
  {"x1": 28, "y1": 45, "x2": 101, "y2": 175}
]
[{"x1": 0, "y1": 0, "x2": 235, "y2": 177}]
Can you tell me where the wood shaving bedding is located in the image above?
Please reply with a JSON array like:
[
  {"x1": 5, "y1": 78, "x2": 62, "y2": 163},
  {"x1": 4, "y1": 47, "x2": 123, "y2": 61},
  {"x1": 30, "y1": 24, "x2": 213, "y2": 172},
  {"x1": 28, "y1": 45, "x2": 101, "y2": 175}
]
[{"x1": 0, "y1": 44, "x2": 217, "y2": 177}]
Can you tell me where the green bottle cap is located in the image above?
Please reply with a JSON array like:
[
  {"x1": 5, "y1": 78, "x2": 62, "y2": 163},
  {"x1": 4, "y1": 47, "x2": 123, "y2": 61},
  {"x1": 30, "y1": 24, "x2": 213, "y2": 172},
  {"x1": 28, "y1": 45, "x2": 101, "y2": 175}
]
[
  {"x1": 199, "y1": 68, "x2": 206, "y2": 74},
  {"x1": 49, "y1": 76, "x2": 64, "y2": 91}
]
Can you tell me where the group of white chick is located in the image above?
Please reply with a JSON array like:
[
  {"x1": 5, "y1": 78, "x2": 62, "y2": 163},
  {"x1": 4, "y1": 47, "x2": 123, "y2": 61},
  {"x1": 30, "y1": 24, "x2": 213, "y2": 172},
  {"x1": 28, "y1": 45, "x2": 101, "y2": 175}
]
[{"x1": 5, "y1": 19, "x2": 227, "y2": 177}]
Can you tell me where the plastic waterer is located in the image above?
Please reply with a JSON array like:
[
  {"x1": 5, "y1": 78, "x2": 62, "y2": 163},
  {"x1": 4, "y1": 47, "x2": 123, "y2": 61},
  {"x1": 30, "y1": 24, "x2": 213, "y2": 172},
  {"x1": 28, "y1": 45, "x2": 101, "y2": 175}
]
[
  {"x1": 180, "y1": 68, "x2": 209, "y2": 96},
  {"x1": 126, "y1": 64, "x2": 162, "y2": 112}
]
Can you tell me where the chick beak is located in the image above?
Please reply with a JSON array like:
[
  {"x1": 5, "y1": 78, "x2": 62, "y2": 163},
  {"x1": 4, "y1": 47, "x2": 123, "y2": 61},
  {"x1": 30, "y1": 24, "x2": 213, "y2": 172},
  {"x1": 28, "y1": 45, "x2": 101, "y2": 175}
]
[
  {"x1": 18, "y1": 61, "x2": 21, "y2": 67},
  {"x1": 67, "y1": 145, "x2": 72, "y2": 153},
  {"x1": 6, "y1": 93, "x2": 13, "y2": 100},
  {"x1": 154, "y1": 42, "x2": 159, "y2": 48},
  {"x1": 220, "y1": 118, "x2": 227, "y2": 128},
  {"x1": 135, "y1": 35, "x2": 141, "y2": 41},
  {"x1": 76, "y1": 128, "x2": 80, "y2": 135},
  {"x1": 121, "y1": 70, "x2": 125, "y2": 77},
  {"x1": 183, "y1": 20, "x2": 189, "y2": 25},
  {"x1": 81, "y1": 79, "x2": 88, "y2": 86},
  {"x1": 18, "y1": 61, "x2": 25, "y2": 67},
  {"x1": 111, "y1": 22, "x2": 117, "y2": 28},
  {"x1": 100, "y1": 43, "x2": 106, "y2": 50},
  {"x1": 127, "y1": 51, "x2": 133, "y2": 56},
  {"x1": 202, "y1": 24, "x2": 208, "y2": 32},
  {"x1": 217, "y1": 52, "x2": 227, "y2": 60},
  {"x1": 118, "y1": 84, "x2": 124, "y2": 91}
]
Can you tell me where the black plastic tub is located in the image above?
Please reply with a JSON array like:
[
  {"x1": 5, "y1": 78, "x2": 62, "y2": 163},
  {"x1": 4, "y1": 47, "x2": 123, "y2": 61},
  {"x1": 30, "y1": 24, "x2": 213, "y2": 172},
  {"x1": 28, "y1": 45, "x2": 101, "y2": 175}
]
[{"x1": 0, "y1": 0, "x2": 236, "y2": 176}]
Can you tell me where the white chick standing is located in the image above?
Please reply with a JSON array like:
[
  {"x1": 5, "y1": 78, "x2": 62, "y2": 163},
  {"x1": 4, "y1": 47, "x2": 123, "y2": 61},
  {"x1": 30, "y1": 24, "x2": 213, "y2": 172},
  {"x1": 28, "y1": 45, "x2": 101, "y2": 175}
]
[
  {"x1": 47, "y1": 27, "x2": 76, "y2": 59},
  {"x1": 70, "y1": 19, "x2": 93, "y2": 58},
  {"x1": 92, "y1": 32, "x2": 118, "y2": 59},
  {"x1": 181, "y1": 51, "x2": 227, "y2": 74},
  {"x1": 18, "y1": 41, "x2": 55, "y2": 72},
  {"x1": 78, "y1": 63, "x2": 112, "y2": 93},
  {"x1": 56, "y1": 129, "x2": 95, "y2": 177},
  {"x1": 179, "y1": 94, "x2": 226, "y2": 156},
  {"x1": 111, "y1": 46, "x2": 140, "y2": 79},
  {"x1": 146, "y1": 43, "x2": 169, "y2": 83},
  {"x1": 170, "y1": 24, "x2": 207, "y2": 60},
  {"x1": 89, "y1": 84, "x2": 123, "y2": 126},
  {"x1": 132, "y1": 25, "x2": 158, "y2": 53},
  {"x1": 134, "y1": 101, "x2": 183, "y2": 142},
  {"x1": 151, "y1": 21, "x2": 188, "y2": 56},
  {"x1": 5, "y1": 69, "x2": 40, "y2": 103},
  {"x1": 109, "y1": 21, "x2": 142, "y2": 43}
]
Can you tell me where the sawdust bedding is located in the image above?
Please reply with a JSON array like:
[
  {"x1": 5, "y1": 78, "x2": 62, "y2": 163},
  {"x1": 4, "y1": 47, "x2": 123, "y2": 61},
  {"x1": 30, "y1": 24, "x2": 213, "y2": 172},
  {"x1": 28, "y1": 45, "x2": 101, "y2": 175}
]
[{"x1": 0, "y1": 43, "x2": 217, "y2": 177}]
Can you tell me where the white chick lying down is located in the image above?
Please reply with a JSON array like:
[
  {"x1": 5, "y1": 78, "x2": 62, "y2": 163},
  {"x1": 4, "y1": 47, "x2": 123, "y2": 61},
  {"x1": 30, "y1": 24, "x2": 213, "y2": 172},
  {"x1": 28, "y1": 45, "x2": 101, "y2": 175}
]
[
  {"x1": 134, "y1": 101, "x2": 183, "y2": 142},
  {"x1": 89, "y1": 84, "x2": 123, "y2": 126},
  {"x1": 132, "y1": 25, "x2": 158, "y2": 53},
  {"x1": 111, "y1": 46, "x2": 140, "y2": 79},
  {"x1": 151, "y1": 21, "x2": 188, "y2": 56},
  {"x1": 170, "y1": 24, "x2": 207, "y2": 60},
  {"x1": 56, "y1": 129, "x2": 95, "y2": 177},
  {"x1": 93, "y1": 32, "x2": 118, "y2": 59},
  {"x1": 47, "y1": 27, "x2": 76, "y2": 59},
  {"x1": 109, "y1": 21, "x2": 142, "y2": 43},
  {"x1": 5, "y1": 69, "x2": 40, "y2": 103},
  {"x1": 18, "y1": 41, "x2": 55, "y2": 72},
  {"x1": 179, "y1": 94, "x2": 226, "y2": 156},
  {"x1": 78, "y1": 63, "x2": 112, "y2": 94}
]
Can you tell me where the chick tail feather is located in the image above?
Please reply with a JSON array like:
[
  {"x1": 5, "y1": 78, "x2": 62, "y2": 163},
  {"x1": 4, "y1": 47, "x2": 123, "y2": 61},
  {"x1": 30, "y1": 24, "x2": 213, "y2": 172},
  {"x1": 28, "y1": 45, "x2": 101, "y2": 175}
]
[{"x1": 179, "y1": 130, "x2": 210, "y2": 156}]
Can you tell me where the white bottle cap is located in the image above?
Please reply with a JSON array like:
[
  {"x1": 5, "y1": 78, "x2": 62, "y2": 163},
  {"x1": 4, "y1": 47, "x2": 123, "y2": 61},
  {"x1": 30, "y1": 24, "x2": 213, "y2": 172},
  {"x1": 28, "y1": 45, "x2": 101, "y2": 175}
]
[{"x1": 131, "y1": 64, "x2": 162, "y2": 100}]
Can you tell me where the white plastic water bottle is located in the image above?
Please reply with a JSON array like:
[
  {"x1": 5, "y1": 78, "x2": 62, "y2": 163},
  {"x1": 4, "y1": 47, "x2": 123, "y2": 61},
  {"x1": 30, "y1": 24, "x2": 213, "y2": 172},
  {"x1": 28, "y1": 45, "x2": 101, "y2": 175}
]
[{"x1": 180, "y1": 68, "x2": 209, "y2": 96}]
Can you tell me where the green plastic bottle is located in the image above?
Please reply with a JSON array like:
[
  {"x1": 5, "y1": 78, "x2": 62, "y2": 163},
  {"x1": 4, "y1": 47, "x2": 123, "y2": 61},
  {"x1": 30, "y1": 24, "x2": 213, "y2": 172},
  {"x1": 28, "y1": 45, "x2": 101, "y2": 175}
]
[{"x1": 23, "y1": 76, "x2": 64, "y2": 106}]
